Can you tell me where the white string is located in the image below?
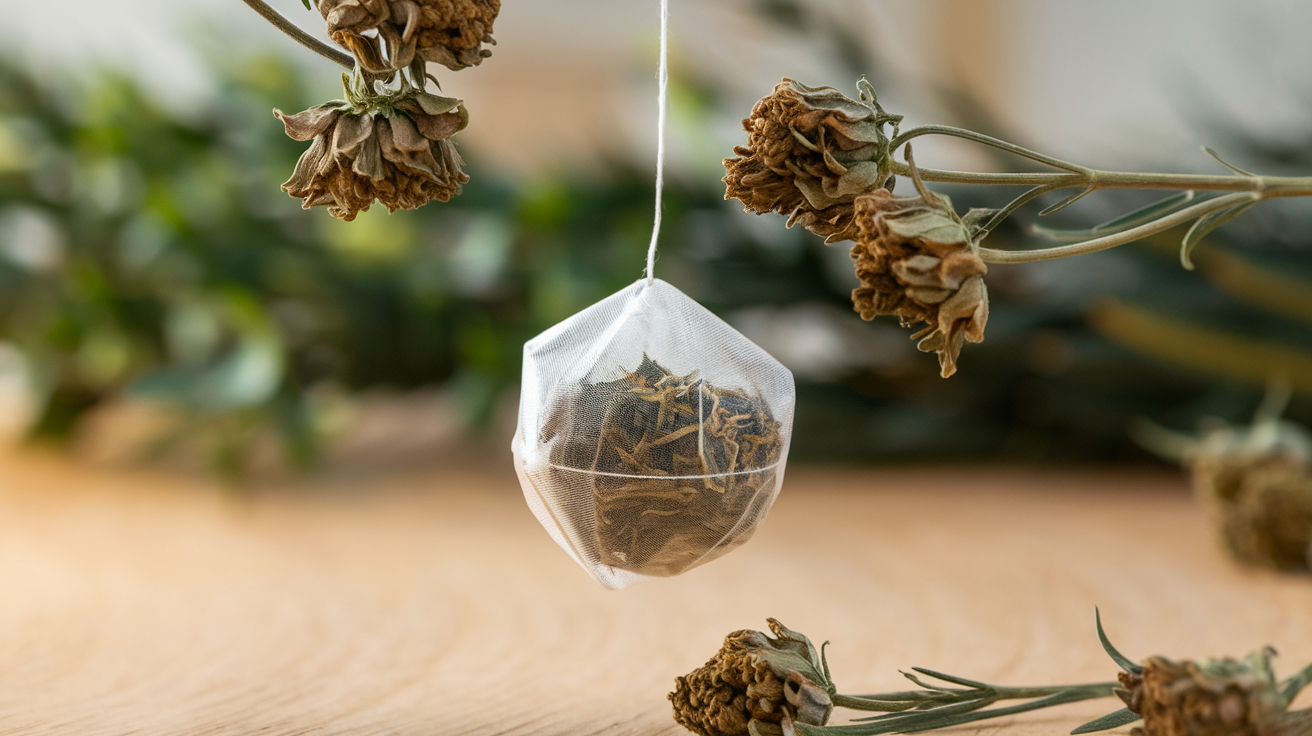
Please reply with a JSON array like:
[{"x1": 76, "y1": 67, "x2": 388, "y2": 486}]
[{"x1": 644, "y1": 0, "x2": 669, "y2": 286}]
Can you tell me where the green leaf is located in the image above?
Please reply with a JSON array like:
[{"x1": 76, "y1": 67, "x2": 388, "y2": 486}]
[
  {"x1": 1096, "y1": 608, "x2": 1139, "y2": 673},
  {"x1": 1038, "y1": 187, "x2": 1094, "y2": 216},
  {"x1": 1071, "y1": 708, "x2": 1142, "y2": 734},
  {"x1": 1202, "y1": 146, "x2": 1258, "y2": 177},
  {"x1": 1180, "y1": 199, "x2": 1259, "y2": 270},
  {"x1": 1034, "y1": 191, "x2": 1195, "y2": 242},
  {"x1": 302, "y1": 0, "x2": 312, "y2": 9},
  {"x1": 910, "y1": 667, "x2": 991, "y2": 690}
]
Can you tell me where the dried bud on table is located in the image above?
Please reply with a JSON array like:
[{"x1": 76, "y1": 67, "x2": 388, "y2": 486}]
[
  {"x1": 850, "y1": 188, "x2": 989, "y2": 377},
  {"x1": 670, "y1": 619, "x2": 833, "y2": 736},
  {"x1": 1116, "y1": 650, "x2": 1282, "y2": 736},
  {"x1": 275, "y1": 90, "x2": 469, "y2": 221},
  {"x1": 1188, "y1": 415, "x2": 1312, "y2": 572},
  {"x1": 724, "y1": 78, "x2": 897, "y2": 244},
  {"x1": 316, "y1": 0, "x2": 500, "y2": 72}
]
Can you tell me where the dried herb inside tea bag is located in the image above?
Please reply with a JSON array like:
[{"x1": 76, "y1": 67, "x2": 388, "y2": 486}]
[{"x1": 546, "y1": 356, "x2": 783, "y2": 578}]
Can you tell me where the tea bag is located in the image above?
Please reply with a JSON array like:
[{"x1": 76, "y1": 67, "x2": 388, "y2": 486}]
[{"x1": 512, "y1": 278, "x2": 795, "y2": 589}]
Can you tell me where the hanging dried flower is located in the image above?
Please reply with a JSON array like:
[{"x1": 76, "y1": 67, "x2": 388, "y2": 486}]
[
  {"x1": 1114, "y1": 650, "x2": 1283, "y2": 736},
  {"x1": 274, "y1": 85, "x2": 469, "y2": 221},
  {"x1": 315, "y1": 0, "x2": 500, "y2": 73},
  {"x1": 670, "y1": 619, "x2": 833, "y2": 736},
  {"x1": 849, "y1": 187, "x2": 989, "y2": 378},
  {"x1": 724, "y1": 78, "x2": 900, "y2": 244}
]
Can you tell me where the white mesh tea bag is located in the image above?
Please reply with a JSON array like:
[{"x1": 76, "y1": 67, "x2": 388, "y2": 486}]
[{"x1": 512, "y1": 278, "x2": 795, "y2": 589}]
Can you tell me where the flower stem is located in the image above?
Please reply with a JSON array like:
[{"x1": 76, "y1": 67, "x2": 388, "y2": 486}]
[
  {"x1": 888, "y1": 125, "x2": 1312, "y2": 197},
  {"x1": 239, "y1": 0, "x2": 354, "y2": 69},
  {"x1": 890, "y1": 159, "x2": 1312, "y2": 197}
]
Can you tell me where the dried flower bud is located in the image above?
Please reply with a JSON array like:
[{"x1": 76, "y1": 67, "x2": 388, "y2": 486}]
[
  {"x1": 274, "y1": 89, "x2": 469, "y2": 221},
  {"x1": 670, "y1": 619, "x2": 833, "y2": 736},
  {"x1": 316, "y1": 0, "x2": 499, "y2": 72},
  {"x1": 724, "y1": 78, "x2": 898, "y2": 244},
  {"x1": 1189, "y1": 418, "x2": 1312, "y2": 572},
  {"x1": 1116, "y1": 650, "x2": 1281, "y2": 736},
  {"x1": 849, "y1": 188, "x2": 988, "y2": 377}
]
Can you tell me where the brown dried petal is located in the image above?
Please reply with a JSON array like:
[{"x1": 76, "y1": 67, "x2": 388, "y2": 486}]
[
  {"x1": 332, "y1": 113, "x2": 375, "y2": 160},
  {"x1": 914, "y1": 275, "x2": 988, "y2": 378},
  {"x1": 391, "y1": 0, "x2": 422, "y2": 40},
  {"x1": 409, "y1": 109, "x2": 464, "y2": 141},
  {"x1": 318, "y1": 0, "x2": 391, "y2": 35},
  {"x1": 352, "y1": 130, "x2": 386, "y2": 181},
  {"x1": 283, "y1": 132, "x2": 333, "y2": 198},
  {"x1": 387, "y1": 113, "x2": 431, "y2": 153},
  {"x1": 274, "y1": 105, "x2": 342, "y2": 142}
]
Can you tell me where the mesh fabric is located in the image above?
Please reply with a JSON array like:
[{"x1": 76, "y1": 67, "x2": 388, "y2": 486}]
[{"x1": 512, "y1": 279, "x2": 796, "y2": 589}]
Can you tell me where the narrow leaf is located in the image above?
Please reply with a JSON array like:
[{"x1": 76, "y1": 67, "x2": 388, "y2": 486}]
[
  {"x1": 1202, "y1": 146, "x2": 1258, "y2": 177},
  {"x1": 1033, "y1": 191, "x2": 1195, "y2": 242},
  {"x1": 1039, "y1": 187, "x2": 1094, "y2": 216},
  {"x1": 1094, "y1": 191, "x2": 1196, "y2": 232},
  {"x1": 1096, "y1": 608, "x2": 1139, "y2": 673},
  {"x1": 900, "y1": 670, "x2": 957, "y2": 692},
  {"x1": 1180, "y1": 199, "x2": 1259, "y2": 270},
  {"x1": 1071, "y1": 708, "x2": 1142, "y2": 734},
  {"x1": 910, "y1": 667, "x2": 992, "y2": 690},
  {"x1": 302, "y1": 0, "x2": 311, "y2": 9},
  {"x1": 1280, "y1": 663, "x2": 1312, "y2": 708}
]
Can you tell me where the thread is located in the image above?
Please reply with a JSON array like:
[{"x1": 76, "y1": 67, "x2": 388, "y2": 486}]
[{"x1": 644, "y1": 0, "x2": 669, "y2": 286}]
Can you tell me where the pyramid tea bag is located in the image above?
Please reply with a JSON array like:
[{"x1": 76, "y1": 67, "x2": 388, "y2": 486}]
[{"x1": 512, "y1": 278, "x2": 795, "y2": 589}]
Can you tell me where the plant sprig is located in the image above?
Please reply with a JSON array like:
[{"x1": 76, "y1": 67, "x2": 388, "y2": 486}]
[
  {"x1": 884, "y1": 124, "x2": 1312, "y2": 270},
  {"x1": 672, "y1": 612, "x2": 1312, "y2": 736},
  {"x1": 796, "y1": 669, "x2": 1116, "y2": 735}
]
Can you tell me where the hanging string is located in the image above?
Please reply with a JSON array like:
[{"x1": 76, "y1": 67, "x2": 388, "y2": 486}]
[{"x1": 644, "y1": 0, "x2": 670, "y2": 286}]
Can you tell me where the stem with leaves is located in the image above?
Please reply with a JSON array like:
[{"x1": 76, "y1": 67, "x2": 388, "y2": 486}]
[
  {"x1": 884, "y1": 124, "x2": 1312, "y2": 270},
  {"x1": 792, "y1": 669, "x2": 1116, "y2": 736}
]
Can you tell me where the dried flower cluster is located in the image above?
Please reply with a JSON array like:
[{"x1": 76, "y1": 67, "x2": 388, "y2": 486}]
[
  {"x1": 268, "y1": 0, "x2": 497, "y2": 219},
  {"x1": 670, "y1": 620, "x2": 833, "y2": 736},
  {"x1": 544, "y1": 356, "x2": 783, "y2": 578},
  {"x1": 850, "y1": 188, "x2": 989, "y2": 378},
  {"x1": 1115, "y1": 651, "x2": 1280, "y2": 736},
  {"x1": 1186, "y1": 409, "x2": 1312, "y2": 572},
  {"x1": 275, "y1": 89, "x2": 469, "y2": 221},
  {"x1": 724, "y1": 79, "x2": 993, "y2": 376},
  {"x1": 724, "y1": 79, "x2": 898, "y2": 245},
  {"x1": 315, "y1": 0, "x2": 500, "y2": 72}
]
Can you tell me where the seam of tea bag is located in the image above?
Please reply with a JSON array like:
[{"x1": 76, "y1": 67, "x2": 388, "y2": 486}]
[
  {"x1": 643, "y1": 0, "x2": 669, "y2": 286},
  {"x1": 545, "y1": 461, "x2": 783, "y2": 481}
]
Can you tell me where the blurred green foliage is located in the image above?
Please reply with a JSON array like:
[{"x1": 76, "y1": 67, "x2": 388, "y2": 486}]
[
  {"x1": 0, "y1": 52, "x2": 676, "y2": 474},
  {"x1": 2, "y1": 8, "x2": 1312, "y2": 476}
]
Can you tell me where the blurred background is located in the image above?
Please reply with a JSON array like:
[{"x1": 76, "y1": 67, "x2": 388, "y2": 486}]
[{"x1": 3, "y1": 0, "x2": 1312, "y2": 479}]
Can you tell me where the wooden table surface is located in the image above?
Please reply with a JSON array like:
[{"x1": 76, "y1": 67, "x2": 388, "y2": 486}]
[{"x1": 2, "y1": 450, "x2": 1310, "y2": 735}]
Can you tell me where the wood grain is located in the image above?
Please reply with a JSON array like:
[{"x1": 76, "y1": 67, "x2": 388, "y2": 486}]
[{"x1": 1, "y1": 450, "x2": 1310, "y2": 735}]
